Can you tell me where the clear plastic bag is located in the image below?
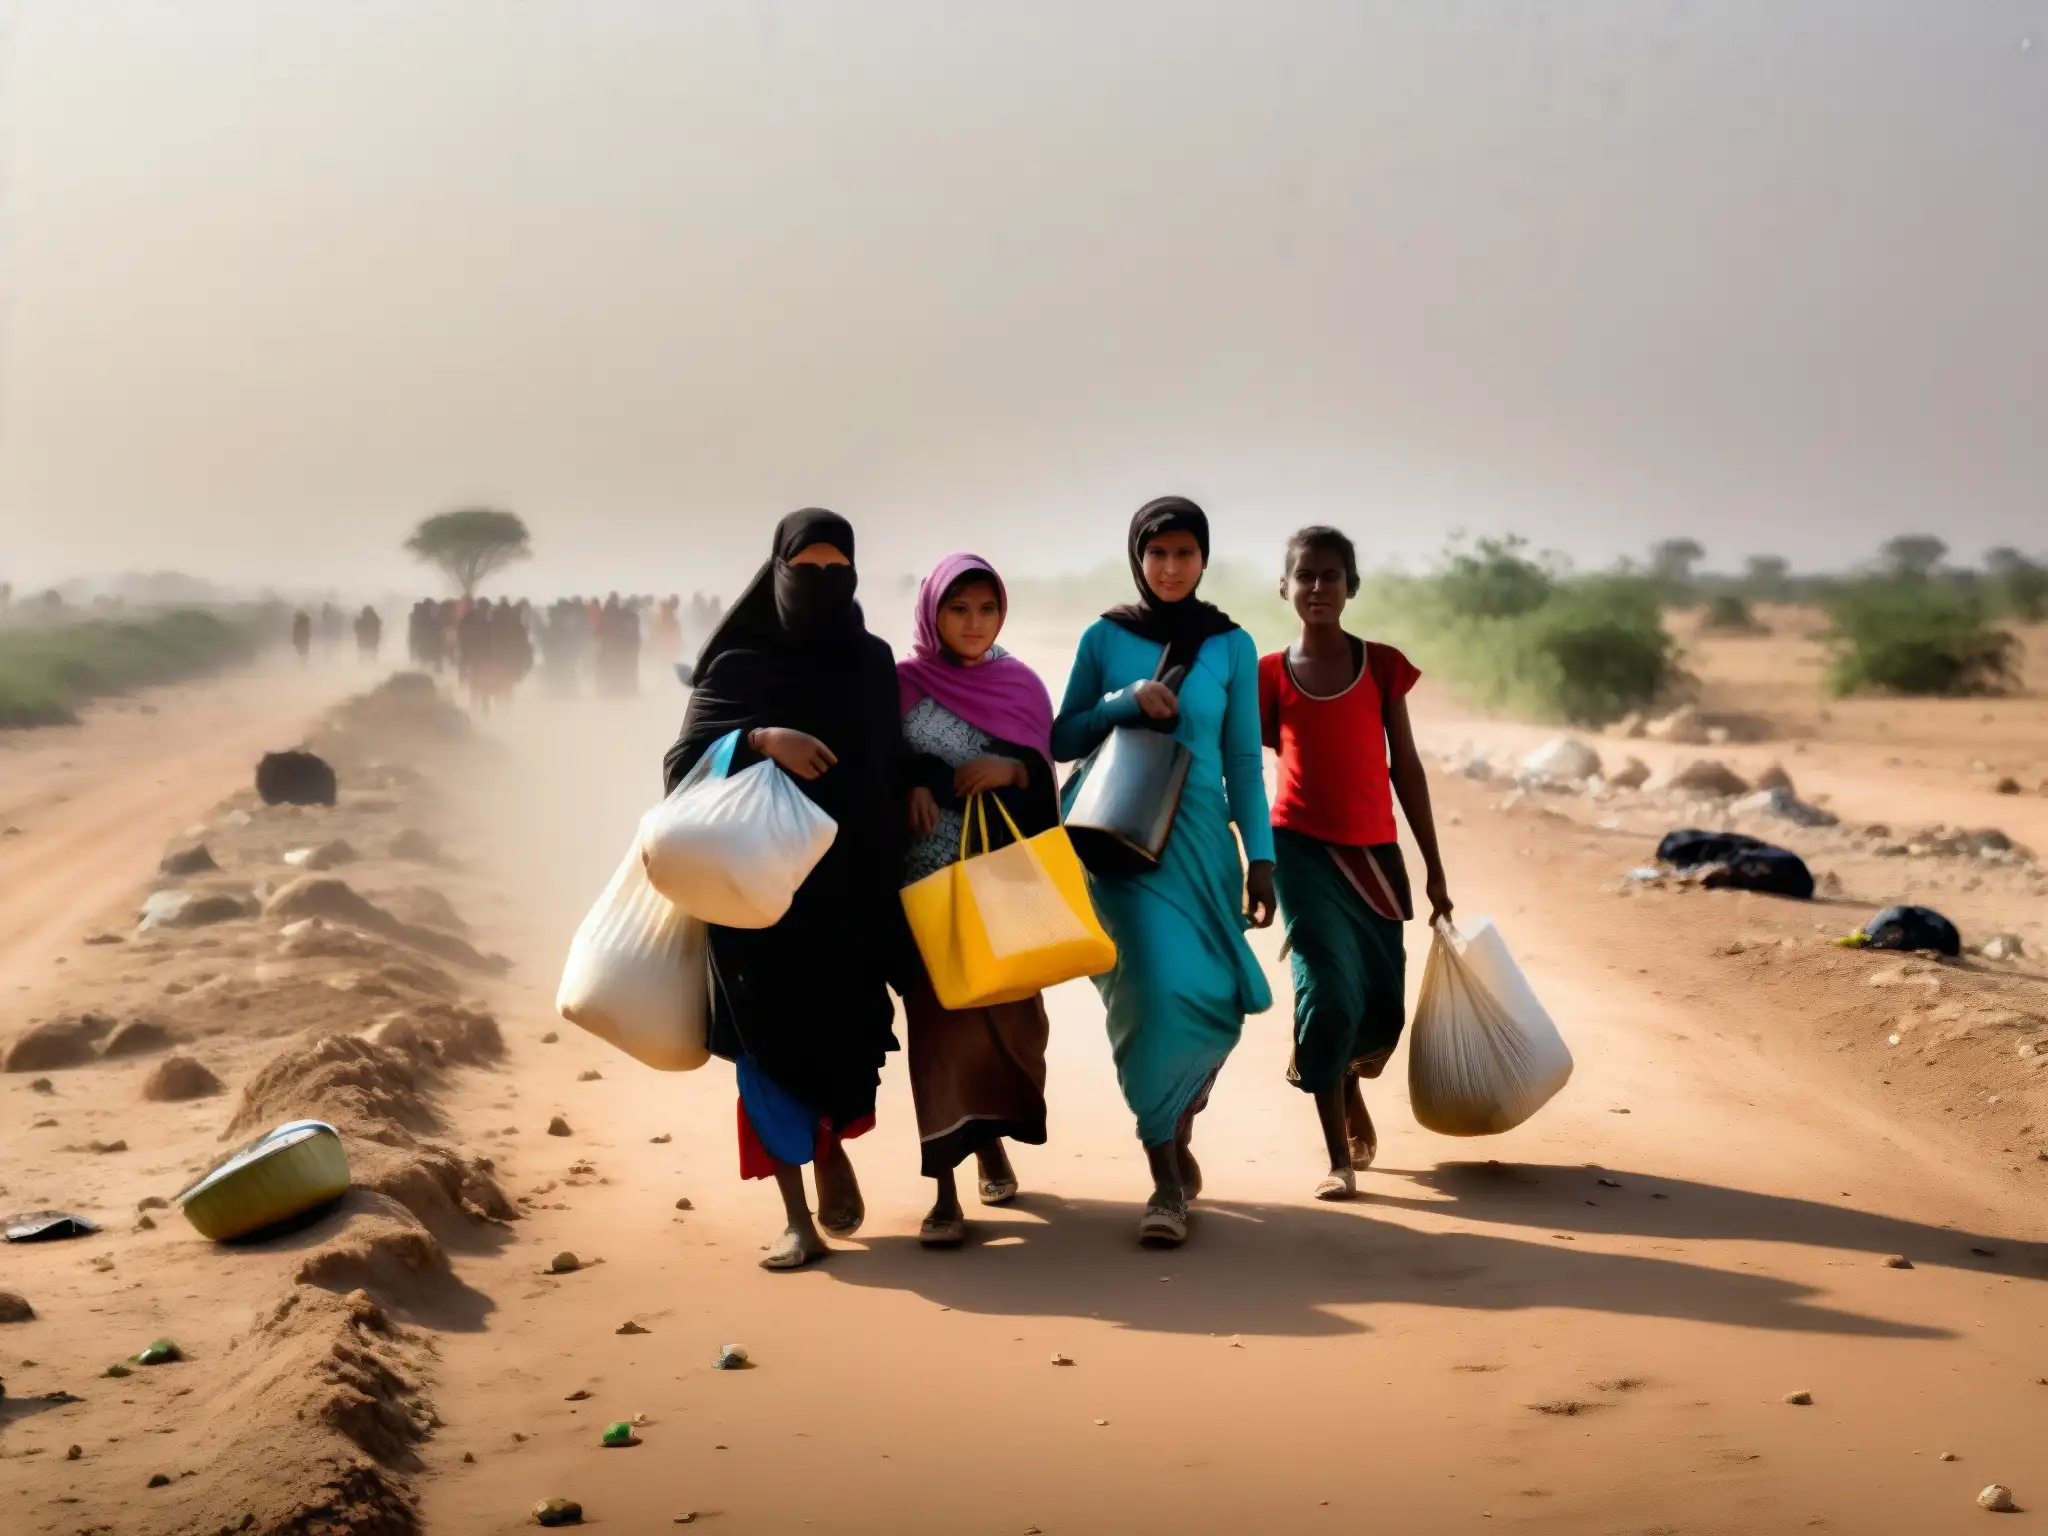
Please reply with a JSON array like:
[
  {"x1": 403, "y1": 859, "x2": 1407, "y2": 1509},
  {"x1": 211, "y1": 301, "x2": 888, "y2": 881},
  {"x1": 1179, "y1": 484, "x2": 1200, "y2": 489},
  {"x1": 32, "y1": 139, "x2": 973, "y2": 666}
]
[
  {"x1": 1408, "y1": 917, "x2": 1572, "y2": 1136},
  {"x1": 556, "y1": 823, "x2": 710, "y2": 1071},
  {"x1": 640, "y1": 731, "x2": 837, "y2": 929}
]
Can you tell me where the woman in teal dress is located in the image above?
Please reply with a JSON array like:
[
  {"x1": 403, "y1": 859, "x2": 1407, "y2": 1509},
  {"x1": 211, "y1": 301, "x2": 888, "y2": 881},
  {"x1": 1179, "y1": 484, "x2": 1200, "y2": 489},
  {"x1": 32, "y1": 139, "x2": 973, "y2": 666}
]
[{"x1": 1052, "y1": 496, "x2": 1277, "y2": 1246}]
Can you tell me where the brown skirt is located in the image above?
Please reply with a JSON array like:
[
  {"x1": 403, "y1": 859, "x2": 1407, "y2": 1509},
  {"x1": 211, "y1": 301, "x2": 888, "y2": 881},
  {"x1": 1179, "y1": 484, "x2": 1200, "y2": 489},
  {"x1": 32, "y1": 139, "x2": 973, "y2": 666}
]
[{"x1": 905, "y1": 968, "x2": 1049, "y2": 1178}]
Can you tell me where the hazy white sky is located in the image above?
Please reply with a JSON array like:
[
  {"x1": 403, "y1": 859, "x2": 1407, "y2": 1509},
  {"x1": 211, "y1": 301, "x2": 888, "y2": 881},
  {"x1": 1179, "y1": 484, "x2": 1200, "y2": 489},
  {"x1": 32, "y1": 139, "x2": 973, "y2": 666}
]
[{"x1": 1, "y1": 1, "x2": 2043, "y2": 598}]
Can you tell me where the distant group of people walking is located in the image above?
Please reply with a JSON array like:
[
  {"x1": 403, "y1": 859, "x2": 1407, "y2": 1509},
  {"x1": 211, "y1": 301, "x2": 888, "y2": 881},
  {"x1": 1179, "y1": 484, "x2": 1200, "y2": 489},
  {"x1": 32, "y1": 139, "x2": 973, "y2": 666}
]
[
  {"x1": 289, "y1": 592, "x2": 723, "y2": 712},
  {"x1": 667, "y1": 500, "x2": 1453, "y2": 1268}
]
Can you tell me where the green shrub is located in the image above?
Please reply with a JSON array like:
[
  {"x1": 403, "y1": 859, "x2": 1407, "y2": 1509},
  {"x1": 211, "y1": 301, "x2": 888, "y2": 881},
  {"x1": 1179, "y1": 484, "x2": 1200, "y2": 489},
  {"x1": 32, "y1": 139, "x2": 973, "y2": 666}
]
[
  {"x1": 1354, "y1": 562, "x2": 1681, "y2": 727},
  {"x1": 1435, "y1": 535, "x2": 1555, "y2": 619},
  {"x1": 0, "y1": 610, "x2": 264, "y2": 727},
  {"x1": 1824, "y1": 581, "x2": 2018, "y2": 697}
]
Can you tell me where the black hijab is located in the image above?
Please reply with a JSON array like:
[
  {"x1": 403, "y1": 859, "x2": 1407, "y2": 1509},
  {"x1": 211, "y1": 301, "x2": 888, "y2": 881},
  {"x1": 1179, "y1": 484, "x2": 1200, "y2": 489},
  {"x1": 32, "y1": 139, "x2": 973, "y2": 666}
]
[
  {"x1": 695, "y1": 508, "x2": 863, "y2": 674},
  {"x1": 1101, "y1": 495, "x2": 1238, "y2": 683}
]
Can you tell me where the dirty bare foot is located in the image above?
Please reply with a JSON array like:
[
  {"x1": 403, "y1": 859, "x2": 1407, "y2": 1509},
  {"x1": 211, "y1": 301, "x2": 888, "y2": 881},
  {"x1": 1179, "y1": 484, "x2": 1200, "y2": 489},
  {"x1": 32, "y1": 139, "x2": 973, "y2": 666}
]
[{"x1": 815, "y1": 1140, "x2": 865, "y2": 1239}]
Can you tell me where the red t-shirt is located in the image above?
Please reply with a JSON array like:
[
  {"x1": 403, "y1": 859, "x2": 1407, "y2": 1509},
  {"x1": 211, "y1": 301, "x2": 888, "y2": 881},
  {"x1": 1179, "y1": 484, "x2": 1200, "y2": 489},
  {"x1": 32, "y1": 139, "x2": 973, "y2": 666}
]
[{"x1": 1259, "y1": 639, "x2": 1420, "y2": 847}]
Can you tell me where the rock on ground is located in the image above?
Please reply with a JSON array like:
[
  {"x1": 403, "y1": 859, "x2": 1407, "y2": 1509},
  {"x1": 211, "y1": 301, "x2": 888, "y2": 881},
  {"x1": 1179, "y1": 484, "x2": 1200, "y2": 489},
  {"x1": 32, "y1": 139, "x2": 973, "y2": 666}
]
[
  {"x1": 1754, "y1": 762, "x2": 1795, "y2": 793},
  {"x1": 137, "y1": 889, "x2": 255, "y2": 933},
  {"x1": 142, "y1": 1053, "x2": 224, "y2": 1102},
  {"x1": 1668, "y1": 759, "x2": 1751, "y2": 798},
  {"x1": 159, "y1": 842, "x2": 219, "y2": 877},
  {"x1": 4, "y1": 1013, "x2": 115, "y2": 1072},
  {"x1": 101, "y1": 1018, "x2": 178, "y2": 1058},
  {"x1": 1607, "y1": 757, "x2": 1652, "y2": 791},
  {"x1": 1520, "y1": 736, "x2": 1603, "y2": 785},
  {"x1": 0, "y1": 1290, "x2": 34, "y2": 1322},
  {"x1": 1734, "y1": 786, "x2": 1839, "y2": 828}
]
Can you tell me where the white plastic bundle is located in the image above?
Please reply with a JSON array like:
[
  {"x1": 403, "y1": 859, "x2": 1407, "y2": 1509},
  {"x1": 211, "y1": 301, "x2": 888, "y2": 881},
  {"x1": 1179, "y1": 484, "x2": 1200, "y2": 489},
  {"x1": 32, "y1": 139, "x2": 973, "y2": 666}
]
[
  {"x1": 640, "y1": 732, "x2": 837, "y2": 929},
  {"x1": 556, "y1": 823, "x2": 709, "y2": 1071},
  {"x1": 1408, "y1": 918, "x2": 1572, "y2": 1136}
]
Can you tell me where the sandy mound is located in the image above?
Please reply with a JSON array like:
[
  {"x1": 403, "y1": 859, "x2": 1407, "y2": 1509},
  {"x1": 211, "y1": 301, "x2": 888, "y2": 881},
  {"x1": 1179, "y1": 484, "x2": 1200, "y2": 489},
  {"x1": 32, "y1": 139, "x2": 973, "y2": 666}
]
[
  {"x1": 142, "y1": 1052, "x2": 223, "y2": 1101},
  {"x1": 389, "y1": 828, "x2": 444, "y2": 864},
  {"x1": 370, "y1": 1004, "x2": 504, "y2": 1068},
  {"x1": 294, "y1": 1195, "x2": 454, "y2": 1303},
  {"x1": 3, "y1": 1011, "x2": 114, "y2": 1071},
  {"x1": 310, "y1": 673, "x2": 471, "y2": 762},
  {"x1": 102, "y1": 1016, "x2": 179, "y2": 1058},
  {"x1": 265, "y1": 876, "x2": 505, "y2": 974},
  {"x1": 226, "y1": 1033, "x2": 442, "y2": 1141},
  {"x1": 378, "y1": 885, "x2": 468, "y2": 935},
  {"x1": 150, "y1": 1287, "x2": 430, "y2": 1536}
]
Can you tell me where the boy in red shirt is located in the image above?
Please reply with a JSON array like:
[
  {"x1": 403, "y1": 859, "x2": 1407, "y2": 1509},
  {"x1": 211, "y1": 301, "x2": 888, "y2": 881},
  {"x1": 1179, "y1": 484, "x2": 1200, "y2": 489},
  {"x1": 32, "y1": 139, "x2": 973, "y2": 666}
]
[{"x1": 1259, "y1": 527, "x2": 1454, "y2": 1199}]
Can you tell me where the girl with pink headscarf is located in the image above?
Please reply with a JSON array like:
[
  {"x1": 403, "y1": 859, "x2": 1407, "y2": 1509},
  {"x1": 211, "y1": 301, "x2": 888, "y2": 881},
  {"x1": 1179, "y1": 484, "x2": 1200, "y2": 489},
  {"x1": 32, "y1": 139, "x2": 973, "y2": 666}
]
[{"x1": 897, "y1": 552, "x2": 1057, "y2": 1247}]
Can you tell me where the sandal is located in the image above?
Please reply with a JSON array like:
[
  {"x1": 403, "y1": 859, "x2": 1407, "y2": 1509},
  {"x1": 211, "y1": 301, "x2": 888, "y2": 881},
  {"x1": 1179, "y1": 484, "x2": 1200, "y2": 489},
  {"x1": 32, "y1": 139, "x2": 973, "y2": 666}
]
[
  {"x1": 818, "y1": 1203, "x2": 865, "y2": 1241},
  {"x1": 760, "y1": 1228, "x2": 826, "y2": 1270},
  {"x1": 1138, "y1": 1199, "x2": 1189, "y2": 1248},
  {"x1": 1314, "y1": 1169, "x2": 1357, "y2": 1202},
  {"x1": 919, "y1": 1214, "x2": 966, "y2": 1248},
  {"x1": 978, "y1": 1176, "x2": 1019, "y2": 1207}
]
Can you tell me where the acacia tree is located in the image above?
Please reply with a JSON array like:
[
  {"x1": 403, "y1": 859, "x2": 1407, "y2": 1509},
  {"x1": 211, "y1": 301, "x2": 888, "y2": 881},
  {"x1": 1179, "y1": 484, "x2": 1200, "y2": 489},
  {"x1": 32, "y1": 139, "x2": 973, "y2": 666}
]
[
  {"x1": 1880, "y1": 534, "x2": 1947, "y2": 581},
  {"x1": 1649, "y1": 537, "x2": 1706, "y2": 586},
  {"x1": 404, "y1": 508, "x2": 532, "y2": 596}
]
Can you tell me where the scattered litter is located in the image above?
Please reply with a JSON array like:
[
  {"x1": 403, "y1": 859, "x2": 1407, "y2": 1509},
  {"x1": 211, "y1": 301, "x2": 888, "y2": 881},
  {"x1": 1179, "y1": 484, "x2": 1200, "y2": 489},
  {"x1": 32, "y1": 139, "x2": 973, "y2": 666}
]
[
  {"x1": 1520, "y1": 736, "x2": 1602, "y2": 786},
  {"x1": 3, "y1": 1211, "x2": 99, "y2": 1243},
  {"x1": 1597, "y1": 1178, "x2": 1621, "y2": 1189},
  {"x1": 533, "y1": 1497, "x2": 584, "y2": 1527},
  {"x1": 135, "y1": 1339, "x2": 183, "y2": 1366},
  {"x1": 1093, "y1": 1418, "x2": 1109, "y2": 1427},
  {"x1": 715, "y1": 1343, "x2": 750, "y2": 1370},
  {"x1": 601, "y1": 1420, "x2": 640, "y2": 1448},
  {"x1": 176, "y1": 1119, "x2": 350, "y2": 1242},
  {"x1": 1860, "y1": 905, "x2": 1962, "y2": 959},
  {"x1": 138, "y1": 888, "x2": 256, "y2": 933},
  {"x1": 1943, "y1": 1452, "x2": 1959, "y2": 1463},
  {"x1": 282, "y1": 840, "x2": 357, "y2": 872},
  {"x1": 256, "y1": 749, "x2": 338, "y2": 807},
  {"x1": 1979, "y1": 933, "x2": 2025, "y2": 961}
]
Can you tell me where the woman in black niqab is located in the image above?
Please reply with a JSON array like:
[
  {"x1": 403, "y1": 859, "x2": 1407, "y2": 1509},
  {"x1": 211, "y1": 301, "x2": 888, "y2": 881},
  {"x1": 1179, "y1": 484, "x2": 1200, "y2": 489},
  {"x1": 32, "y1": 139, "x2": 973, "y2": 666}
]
[{"x1": 665, "y1": 509, "x2": 907, "y2": 1270}]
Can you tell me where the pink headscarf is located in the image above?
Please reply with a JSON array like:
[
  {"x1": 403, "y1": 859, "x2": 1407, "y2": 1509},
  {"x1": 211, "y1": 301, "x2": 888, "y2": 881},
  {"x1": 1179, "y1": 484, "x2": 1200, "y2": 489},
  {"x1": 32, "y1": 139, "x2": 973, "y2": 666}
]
[{"x1": 896, "y1": 552, "x2": 1054, "y2": 760}]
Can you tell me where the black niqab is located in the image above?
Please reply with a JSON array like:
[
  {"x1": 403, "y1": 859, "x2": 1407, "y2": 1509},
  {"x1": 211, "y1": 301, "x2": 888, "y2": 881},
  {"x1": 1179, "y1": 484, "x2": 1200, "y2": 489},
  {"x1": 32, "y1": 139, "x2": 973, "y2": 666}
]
[
  {"x1": 1101, "y1": 495, "x2": 1239, "y2": 683},
  {"x1": 661, "y1": 508, "x2": 906, "y2": 1129}
]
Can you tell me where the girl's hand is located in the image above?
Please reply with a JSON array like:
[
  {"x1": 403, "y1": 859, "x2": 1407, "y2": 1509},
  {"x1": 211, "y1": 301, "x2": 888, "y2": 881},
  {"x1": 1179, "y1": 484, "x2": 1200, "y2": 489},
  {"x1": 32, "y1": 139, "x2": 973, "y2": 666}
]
[
  {"x1": 749, "y1": 727, "x2": 836, "y2": 780},
  {"x1": 1425, "y1": 869, "x2": 1454, "y2": 928},
  {"x1": 954, "y1": 755, "x2": 1028, "y2": 798},
  {"x1": 1244, "y1": 860, "x2": 1277, "y2": 929},
  {"x1": 1131, "y1": 680, "x2": 1180, "y2": 722},
  {"x1": 907, "y1": 786, "x2": 940, "y2": 839}
]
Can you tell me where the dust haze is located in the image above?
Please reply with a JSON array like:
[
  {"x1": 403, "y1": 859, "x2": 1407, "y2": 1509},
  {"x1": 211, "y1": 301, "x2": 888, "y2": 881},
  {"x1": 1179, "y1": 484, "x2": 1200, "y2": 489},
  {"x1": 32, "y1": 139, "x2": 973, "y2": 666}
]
[{"x1": 5, "y1": 1, "x2": 2046, "y2": 594}]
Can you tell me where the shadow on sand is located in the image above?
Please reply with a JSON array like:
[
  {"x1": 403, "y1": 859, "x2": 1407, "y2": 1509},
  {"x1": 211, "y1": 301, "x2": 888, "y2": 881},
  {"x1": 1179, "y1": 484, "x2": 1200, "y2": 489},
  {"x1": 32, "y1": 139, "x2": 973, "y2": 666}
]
[{"x1": 820, "y1": 1171, "x2": 1995, "y2": 1341}]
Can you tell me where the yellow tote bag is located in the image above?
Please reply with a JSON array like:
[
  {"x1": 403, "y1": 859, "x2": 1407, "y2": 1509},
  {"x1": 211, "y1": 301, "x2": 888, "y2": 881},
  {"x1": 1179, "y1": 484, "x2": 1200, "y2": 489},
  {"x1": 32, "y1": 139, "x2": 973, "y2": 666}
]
[{"x1": 901, "y1": 793, "x2": 1118, "y2": 1011}]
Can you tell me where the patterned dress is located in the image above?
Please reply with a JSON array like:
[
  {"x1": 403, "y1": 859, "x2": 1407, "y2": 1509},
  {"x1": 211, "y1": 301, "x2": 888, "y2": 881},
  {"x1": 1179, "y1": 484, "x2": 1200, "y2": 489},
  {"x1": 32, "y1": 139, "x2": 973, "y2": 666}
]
[{"x1": 899, "y1": 693, "x2": 1055, "y2": 1176}]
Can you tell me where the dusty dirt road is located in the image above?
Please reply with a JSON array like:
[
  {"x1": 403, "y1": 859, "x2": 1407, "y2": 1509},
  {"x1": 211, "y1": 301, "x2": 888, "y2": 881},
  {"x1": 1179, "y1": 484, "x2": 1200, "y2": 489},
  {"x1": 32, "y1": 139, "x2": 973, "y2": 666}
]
[
  {"x1": 3, "y1": 649, "x2": 2043, "y2": 1535},
  {"x1": 413, "y1": 673, "x2": 2046, "y2": 1535}
]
